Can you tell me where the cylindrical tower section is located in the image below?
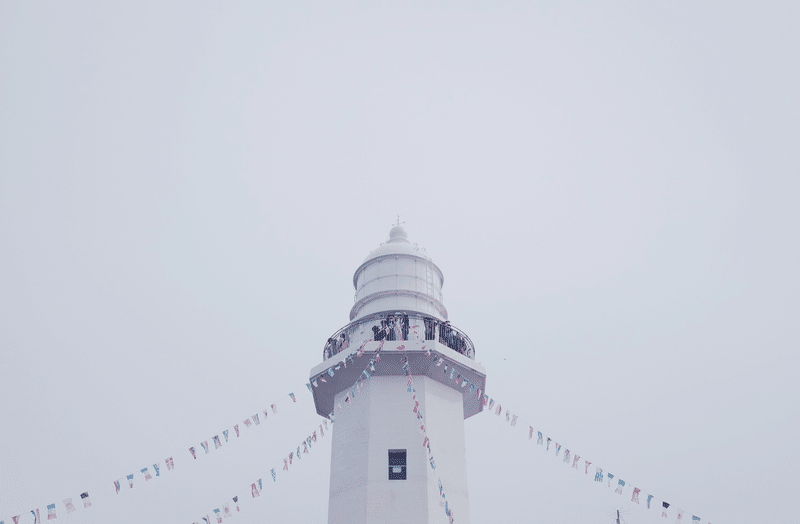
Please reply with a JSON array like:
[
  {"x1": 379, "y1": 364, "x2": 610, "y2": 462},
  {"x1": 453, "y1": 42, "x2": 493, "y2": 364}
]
[{"x1": 350, "y1": 226, "x2": 448, "y2": 321}]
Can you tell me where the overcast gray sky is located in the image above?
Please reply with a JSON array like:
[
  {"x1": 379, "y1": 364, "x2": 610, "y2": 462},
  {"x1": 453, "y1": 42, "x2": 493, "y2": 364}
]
[{"x1": 1, "y1": 2, "x2": 798, "y2": 523}]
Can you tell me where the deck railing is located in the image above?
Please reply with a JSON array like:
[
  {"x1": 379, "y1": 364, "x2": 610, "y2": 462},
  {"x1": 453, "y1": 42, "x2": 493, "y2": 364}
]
[{"x1": 323, "y1": 311, "x2": 475, "y2": 361}]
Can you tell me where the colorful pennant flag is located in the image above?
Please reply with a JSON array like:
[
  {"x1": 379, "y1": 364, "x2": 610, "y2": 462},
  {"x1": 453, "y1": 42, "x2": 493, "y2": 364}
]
[
  {"x1": 648, "y1": 494, "x2": 654, "y2": 509},
  {"x1": 632, "y1": 487, "x2": 641, "y2": 504},
  {"x1": 271, "y1": 404, "x2": 278, "y2": 414},
  {"x1": 201, "y1": 441, "x2": 210, "y2": 453},
  {"x1": 165, "y1": 457, "x2": 174, "y2": 470},
  {"x1": 252, "y1": 414, "x2": 260, "y2": 426},
  {"x1": 46, "y1": 504, "x2": 56, "y2": 520},
  {"x1": 234, "y1": 424, "x2": 240, "y2": 437},
  {"x1": 213, "y1": 435, "x2": 222, "y2": 449},
  {"x1": 251, "y1": 482, "x2": 260, "y2": 498},
  {"x1": 62, "y1": 499, "x2": 76, "y2": 514},
  {"x1": 223, "y1": 503, "x2": 231, "y2": 518},
  {"x1": 189, "y1": 447, "x2": 197, "y2": 459},
  {"x1": 213, "y1": 508, "x2": 222, "y2": 523},
  {"x1": 233, "y1": 496, "x2": 240, "y2": 513},
  {"x1": 563, "y1": 449, "x2": 571, "y2": 463},
  {"x1": 153, "y1": 463, "x2": 160, "y2": 476},
  {"x1": 243, "y1": 419, "x2": 253, "y2": 428},
  {"x1": 126, "y1": 474, "x2": 134, "y2": 489},
  {"x1": 271, "y1": 468, "x2": 276, "y2": 482},
  {"x1": 584, "y1": 460, "x2": 592, "y2": 474},
  {"x1": 223, "y1": 430, "x2": 229, "y2": 442},
  {"x1": 595, "y1": 467, "x2": 604, "y2": 482},
  {"x1": 114, "y1": 480, "x2": 121, "y2": 494},
  {"x1": 142, "y1": 467, "x2": 152, "y2": 480},
  {"x1": 572, "y1": 454, "x2": 580, "y2": 469},
  {"x1": 676, "y1": 509, "x2": 684, "y2": 523},
  {"x1": 662, "y1": 501, "x2": 670, "y2": 518}
]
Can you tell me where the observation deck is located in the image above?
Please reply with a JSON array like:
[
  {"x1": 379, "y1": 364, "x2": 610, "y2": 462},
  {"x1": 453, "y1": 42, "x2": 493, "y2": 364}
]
[{"x1": 323, "y1": 311, "x2": 475, "y2": 361}]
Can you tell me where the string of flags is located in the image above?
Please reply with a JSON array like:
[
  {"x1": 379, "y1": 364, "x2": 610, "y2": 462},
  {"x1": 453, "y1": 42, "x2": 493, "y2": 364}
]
[
  {"x1": 0, "y1": 493, "x2": 92, "y2": 524},
  {"x1": 483, "y1": 396, "x2": 711, "y2": 524},
  {"x1": 400, "y1": 353, "x2": 457, "y2": 524},
  {"x1": 0, "y1": 391, "x2": 303, "y2": 523},
  {"x1": 111, "y1": 392, "x2": 299, "y2": 498},
  {"x1": 191, "y1": 419, "x2": 330, "y2": 524}
]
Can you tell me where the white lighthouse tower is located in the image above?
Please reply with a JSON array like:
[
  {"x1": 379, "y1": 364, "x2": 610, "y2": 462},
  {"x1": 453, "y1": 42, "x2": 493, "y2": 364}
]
[{"x1": 309, "y1": 225, "x2": 486, "y2": 524}]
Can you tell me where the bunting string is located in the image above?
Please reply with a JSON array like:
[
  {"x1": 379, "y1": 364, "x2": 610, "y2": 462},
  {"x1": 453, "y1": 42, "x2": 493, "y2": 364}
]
[{"x1": 481, "y1": 396, "x2": 710, "y2": 524}]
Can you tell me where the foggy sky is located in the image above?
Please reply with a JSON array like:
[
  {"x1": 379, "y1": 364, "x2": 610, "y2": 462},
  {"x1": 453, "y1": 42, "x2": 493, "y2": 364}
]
[{"x1": 1, "y1": 2, "x2": 798, "y2": 523}]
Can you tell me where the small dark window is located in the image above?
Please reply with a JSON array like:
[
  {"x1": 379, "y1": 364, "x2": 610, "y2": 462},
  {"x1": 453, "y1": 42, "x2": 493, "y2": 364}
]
[{"x1": 388, "y1": 449, "x2": 407, "y2": 480}]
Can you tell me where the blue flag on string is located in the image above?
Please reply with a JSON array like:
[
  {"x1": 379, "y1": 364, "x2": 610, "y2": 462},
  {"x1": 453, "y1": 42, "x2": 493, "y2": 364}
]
[
  {"x1": 537, "y1": 432, "x2": 543, "y2": 445},
  {"x1": 595, "y1": 467, "x2": 603, "y2": 482},
  {"x1": 692, "y1": 517, "x2": 700, "y2": 523}
]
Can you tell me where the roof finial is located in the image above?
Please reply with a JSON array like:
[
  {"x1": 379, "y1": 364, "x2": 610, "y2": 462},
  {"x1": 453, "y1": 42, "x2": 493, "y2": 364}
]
[{"x1": 394, "y1": 214, "x2": 405, "y2": 228}]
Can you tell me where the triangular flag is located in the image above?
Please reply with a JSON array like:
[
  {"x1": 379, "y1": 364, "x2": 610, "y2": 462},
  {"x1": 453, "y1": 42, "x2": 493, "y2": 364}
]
[{"x1": 62, "y1": 499, "x2": 76, "y2": 514}]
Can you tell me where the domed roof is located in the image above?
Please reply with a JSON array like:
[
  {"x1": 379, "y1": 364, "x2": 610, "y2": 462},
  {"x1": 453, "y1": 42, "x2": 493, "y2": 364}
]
[{"x1": 361, "y1": 225, "x2": 420, "y2": 263}]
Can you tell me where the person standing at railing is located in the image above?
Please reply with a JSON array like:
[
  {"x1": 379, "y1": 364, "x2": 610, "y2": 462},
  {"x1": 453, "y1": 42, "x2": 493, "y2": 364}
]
[{"x1": 423, "y1": 317, "x2": 436, "y2": 340}]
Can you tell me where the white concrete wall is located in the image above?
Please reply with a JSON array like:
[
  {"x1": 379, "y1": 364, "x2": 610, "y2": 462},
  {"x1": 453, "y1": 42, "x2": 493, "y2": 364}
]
[{"x1": 328, "y1": 376, "x2": 471, "y2": 524}]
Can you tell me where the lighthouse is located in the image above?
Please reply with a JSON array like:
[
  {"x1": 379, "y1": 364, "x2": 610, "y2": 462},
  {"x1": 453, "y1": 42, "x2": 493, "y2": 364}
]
[{"x1": 309, "y1": 225, "x2": 486, "y2": 524}]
